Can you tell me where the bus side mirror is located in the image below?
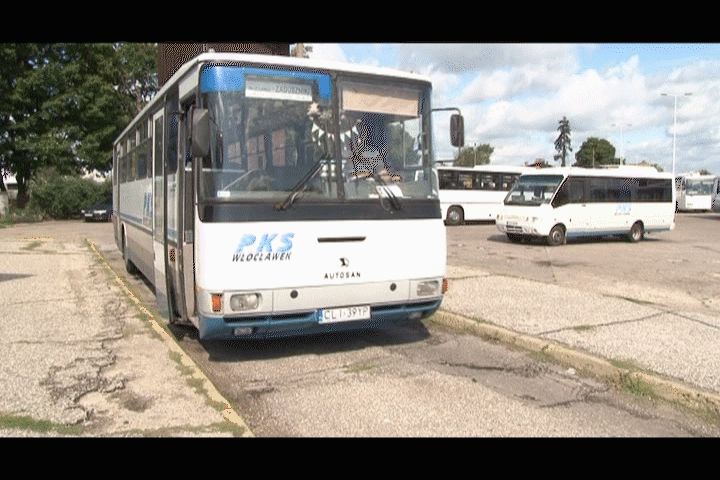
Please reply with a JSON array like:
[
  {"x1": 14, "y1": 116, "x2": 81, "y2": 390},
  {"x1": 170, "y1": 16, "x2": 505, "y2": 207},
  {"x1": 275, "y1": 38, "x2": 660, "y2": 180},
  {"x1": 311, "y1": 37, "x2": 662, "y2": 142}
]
[
  {"x1": 192, "y1": 108, "x2": 210, "y2": 158},
  {"x1": 450, "y1": 114, "x2": 464, "y2": 147}
]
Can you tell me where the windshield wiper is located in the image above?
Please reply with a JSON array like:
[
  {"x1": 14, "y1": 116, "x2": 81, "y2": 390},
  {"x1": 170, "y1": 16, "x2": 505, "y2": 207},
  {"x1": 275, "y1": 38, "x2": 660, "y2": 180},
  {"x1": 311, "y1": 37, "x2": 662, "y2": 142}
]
[
  {"x1": 274, "y1": 158, "x2": 327, "y2": 211},
  {"x1": 370, "y1": 172, "x2": 403, "y2": 211}
]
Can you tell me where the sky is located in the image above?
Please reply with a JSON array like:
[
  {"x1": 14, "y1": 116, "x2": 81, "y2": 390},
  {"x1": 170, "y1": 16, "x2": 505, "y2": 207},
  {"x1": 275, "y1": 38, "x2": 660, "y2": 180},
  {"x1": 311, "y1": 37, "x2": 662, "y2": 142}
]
[{"x1": 307, "y1": 43, "x2": 720, "y2": 174}]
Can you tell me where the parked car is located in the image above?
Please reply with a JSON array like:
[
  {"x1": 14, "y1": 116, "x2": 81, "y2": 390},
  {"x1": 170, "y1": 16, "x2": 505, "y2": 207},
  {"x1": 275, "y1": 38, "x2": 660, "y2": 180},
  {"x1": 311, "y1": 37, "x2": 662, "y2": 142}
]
[{"x1": 82, "y1": 202, "x2": 112, "y2": 222}]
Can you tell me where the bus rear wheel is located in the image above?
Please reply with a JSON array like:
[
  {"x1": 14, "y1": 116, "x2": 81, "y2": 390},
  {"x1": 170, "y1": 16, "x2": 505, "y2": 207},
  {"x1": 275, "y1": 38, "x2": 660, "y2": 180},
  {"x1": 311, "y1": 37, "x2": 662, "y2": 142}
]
[
  {"x1": 547, "y1": 225, "x2": 565, "y2": 246},
  {"x1": 446, "y1": 206, "x2": 464, "y2": 226},
  {"x1": 122, "y1": 229, "x2": 139, "y2": 275},
  {"x1": 628, "y1": 222, "x2": 644, "y2": 243}
]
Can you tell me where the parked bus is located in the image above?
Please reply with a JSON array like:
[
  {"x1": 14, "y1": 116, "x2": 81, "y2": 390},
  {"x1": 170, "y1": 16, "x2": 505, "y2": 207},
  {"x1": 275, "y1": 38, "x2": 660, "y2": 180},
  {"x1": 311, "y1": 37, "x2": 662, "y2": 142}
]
[
  {"x1": 713, "y1": 177, "x2": 720, "y2": 212},
  {"x1": 496, "y1": 167, "x2": 675, "y2": 246},
  {"x1": 438, "y1": 165, "x2": 531, "y2": 225},
  {"x1": 112, "y1": 52, "x2": 461, "y2": 340},
  {"x1": 675, "y1": 172, "x2": 716, "y2": 212}
]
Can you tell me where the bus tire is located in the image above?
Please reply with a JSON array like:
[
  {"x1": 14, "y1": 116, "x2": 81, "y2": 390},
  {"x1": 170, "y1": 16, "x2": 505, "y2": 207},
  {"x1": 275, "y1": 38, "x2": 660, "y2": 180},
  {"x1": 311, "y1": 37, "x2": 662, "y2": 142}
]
[
  {"x1": 628, "y1": 221, "x2": 644, "y2": 243},
  {"x1": 122, "y1": 227, "x2": 139, "y2": 275},
  {"x1": 547, "y1": 224, "x2": 565, "y2": 247},
  {"x1": 446, "y1": 206, "x2": 464, "y2": 226},
  {"x1": 507, "y1": 233, "x2": 522, "y2": 243}
]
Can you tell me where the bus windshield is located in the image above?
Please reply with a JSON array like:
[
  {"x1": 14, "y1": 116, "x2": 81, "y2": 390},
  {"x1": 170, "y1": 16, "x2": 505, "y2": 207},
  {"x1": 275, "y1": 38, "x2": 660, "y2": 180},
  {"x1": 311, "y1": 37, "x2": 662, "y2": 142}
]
[
  {"x1": 504, "y1": 175, "x2": 564, "y2": 206},
  {"x1": 686, "y1": 179, "x2": 714, "y2": 195},
  {"x1": 199, "y1": 66, "x2": 434, "y2": 203},
  {"x1": 201, "y1": 79, "x2": 336, "y2": 202}
]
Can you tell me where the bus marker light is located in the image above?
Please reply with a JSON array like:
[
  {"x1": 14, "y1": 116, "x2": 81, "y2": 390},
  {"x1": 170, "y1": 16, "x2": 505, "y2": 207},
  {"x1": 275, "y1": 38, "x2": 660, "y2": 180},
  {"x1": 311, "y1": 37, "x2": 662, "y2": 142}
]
[{"x1": 211, "y1": 294, "x2": 222, "y2": 313}]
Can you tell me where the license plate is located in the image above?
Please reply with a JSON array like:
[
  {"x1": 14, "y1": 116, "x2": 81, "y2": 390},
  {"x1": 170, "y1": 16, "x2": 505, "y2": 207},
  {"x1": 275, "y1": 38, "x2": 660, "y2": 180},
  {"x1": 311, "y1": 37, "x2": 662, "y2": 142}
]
[{"x1": 319, "y1": 305, "x2": 371, "y2": 324}]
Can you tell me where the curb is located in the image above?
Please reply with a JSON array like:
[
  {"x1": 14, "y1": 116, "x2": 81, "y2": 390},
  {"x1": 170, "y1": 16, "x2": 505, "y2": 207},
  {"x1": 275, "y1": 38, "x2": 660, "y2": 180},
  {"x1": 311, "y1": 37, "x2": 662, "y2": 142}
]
[
  {"x1": 86, "y1": 240, "x2": 254, "y2": 437},
  {"x1": 432, "y1": 309, "x2": 720, "y2": 419}
]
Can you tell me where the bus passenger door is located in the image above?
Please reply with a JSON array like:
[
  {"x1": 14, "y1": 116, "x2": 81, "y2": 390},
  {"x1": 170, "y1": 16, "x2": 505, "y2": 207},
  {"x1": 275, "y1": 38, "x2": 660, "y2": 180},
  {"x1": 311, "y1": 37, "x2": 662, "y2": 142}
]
[
  {"x1": 165, "y1": 96, "x2": 195, "y2": 325},
  {"x1": 565, "y1": 177, "x2": 589, "y2": 235},
  {"x1": 152, "y1": 110, "x2": 170, "y2": 319},
  {"x1": 173, "y1": 101, "x2": 196, "y2": 324},
  {"x1": 112, "y1": 146, "x2": 120, "y2": 249}
]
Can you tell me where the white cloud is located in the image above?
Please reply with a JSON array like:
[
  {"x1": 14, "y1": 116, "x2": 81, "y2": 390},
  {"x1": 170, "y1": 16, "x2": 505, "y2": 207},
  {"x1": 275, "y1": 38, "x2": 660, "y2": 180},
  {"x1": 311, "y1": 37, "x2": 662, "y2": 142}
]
[
  {"x1": 397, "y1": 44, "x2": 578, "y2": 73},
  {"x1": 309, "y1": 44, "x2": 720, "y2": 173},
  {"x1": 306, "y1": 43, "x2": 347, "y2": 62},
  {"x1": 451, "y1": 55, "x2": 680, "y2": 167}
]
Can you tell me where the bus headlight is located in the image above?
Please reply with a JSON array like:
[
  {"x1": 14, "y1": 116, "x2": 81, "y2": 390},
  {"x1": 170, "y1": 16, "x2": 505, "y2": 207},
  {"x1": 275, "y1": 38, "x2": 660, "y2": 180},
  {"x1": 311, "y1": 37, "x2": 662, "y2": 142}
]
[
  {"x1": 417, "y1": 280, "x2": 440, "y2": 297},
  {"x1": 230, "y1": 293, "x2": 261, "y2": 311}
]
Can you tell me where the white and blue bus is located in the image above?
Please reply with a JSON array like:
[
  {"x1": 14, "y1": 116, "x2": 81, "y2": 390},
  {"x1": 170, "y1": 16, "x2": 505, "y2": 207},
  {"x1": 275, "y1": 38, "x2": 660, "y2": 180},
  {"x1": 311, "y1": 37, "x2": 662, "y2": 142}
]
[
  {"x1": 496, "y1": 167, "x2": 675, "y2": 245},
  {"x1": 112, "y1": 52, "x2": 461, "y2": 340},
  {"x1": 437, "y1": 165, "x2": 532, "y2": 225}
]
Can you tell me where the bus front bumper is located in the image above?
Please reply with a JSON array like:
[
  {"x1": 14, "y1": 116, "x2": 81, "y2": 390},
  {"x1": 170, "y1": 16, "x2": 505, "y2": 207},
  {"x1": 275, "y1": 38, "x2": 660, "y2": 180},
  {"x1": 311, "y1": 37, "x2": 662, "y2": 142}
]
[{"x1": 197, "y1": 299, "x2": 442, "y2": 340}]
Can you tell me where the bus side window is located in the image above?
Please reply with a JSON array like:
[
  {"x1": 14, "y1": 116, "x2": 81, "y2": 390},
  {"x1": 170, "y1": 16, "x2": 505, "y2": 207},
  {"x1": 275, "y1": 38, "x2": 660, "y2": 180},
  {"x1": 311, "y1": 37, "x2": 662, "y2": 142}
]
[
  {"x1": 552, "y1": 180, "x2": 569, "y2": 208},
  {"x1": 502, "y1": 174, "x2": 518, "y2": 191},
  {"x1": 568, "y1": 178, "x2": 586, "y2": 203}
]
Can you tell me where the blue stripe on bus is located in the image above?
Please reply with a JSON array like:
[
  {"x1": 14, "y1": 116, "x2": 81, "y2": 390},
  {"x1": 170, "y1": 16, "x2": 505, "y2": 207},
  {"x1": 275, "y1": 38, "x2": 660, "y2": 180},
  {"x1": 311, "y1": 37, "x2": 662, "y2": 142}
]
[
  {"x1": 566, "y1": 227, "x2": 671, "y2": 238},
  {"x1": 200, "y1": 66, "x2": 332, "y2": 101},
  {"x1": 119, "y1": 212, "x2": 180, "y2": 240},
  {"x1": 119, "y1": 213, "x2": 152, "y2": 235}
]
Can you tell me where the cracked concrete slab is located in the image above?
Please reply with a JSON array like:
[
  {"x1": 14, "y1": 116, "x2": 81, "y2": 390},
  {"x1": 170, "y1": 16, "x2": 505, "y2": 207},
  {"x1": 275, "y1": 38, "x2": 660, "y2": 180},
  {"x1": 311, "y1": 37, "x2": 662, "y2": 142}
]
[
  {"x1": 0, "y1": 224, "x2": 235, "y2": 436},
  {"x1": 544, "y1": 313, "x2": 720, "y2": 393},
  {"x1": 442, "y1": 273, "x2": 660, "y2": 335}
]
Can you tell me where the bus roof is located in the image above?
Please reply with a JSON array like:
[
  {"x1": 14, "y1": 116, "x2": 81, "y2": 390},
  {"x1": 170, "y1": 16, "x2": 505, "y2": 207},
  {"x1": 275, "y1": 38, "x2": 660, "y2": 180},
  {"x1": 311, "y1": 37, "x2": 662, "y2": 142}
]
[
  {"x1": 676, "y1": 172, "x2": 716, "y2": 180},
  {"x1": 114, "y1": 52, "x2": 431, "y2": 145},
  {"x1": 520, "y1": 166, "x2": 672, "y2": 179},
  {"x1": 436, "y1": 164, "x2": 533, "y2": 173}
]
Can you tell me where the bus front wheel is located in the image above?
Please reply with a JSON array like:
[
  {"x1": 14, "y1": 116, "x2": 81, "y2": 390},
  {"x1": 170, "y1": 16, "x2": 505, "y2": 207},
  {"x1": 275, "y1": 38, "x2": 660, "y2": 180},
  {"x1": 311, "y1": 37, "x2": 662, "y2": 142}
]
[
  {"x1": 628, "y1": 222, "x2": 644, "y2": 243},
  {"x1": 446, "y1": 206, "x2": 464, "y2": 226},
  {"x1": 547, "y1": 225, "x2": 565, "y2": 246}
]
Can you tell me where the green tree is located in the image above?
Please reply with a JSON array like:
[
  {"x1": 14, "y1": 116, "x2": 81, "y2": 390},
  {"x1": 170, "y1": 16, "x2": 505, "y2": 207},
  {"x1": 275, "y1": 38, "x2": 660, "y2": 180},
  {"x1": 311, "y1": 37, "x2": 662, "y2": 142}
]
[
  {"x1": 454, "y1": 144, "x2": 493, "y2": 167},
  {"x1": 0, "y1": 43, "x2": 157, "y2": 207},
  {"x1": 114, "y1": 43, "x2": 158, "y2": 116},
  {"x1": 699, "y1": 168, "x2": 712, "y2": 175},
  {"x1": 634, "y1": 160, "x2": 664, "y2": 172},
  {"x1": 553, "y1": 116, "x2": 572, "y2": 166},
  {"x1": 574, "y1": 137, "x2": 618, "y2": 168}
]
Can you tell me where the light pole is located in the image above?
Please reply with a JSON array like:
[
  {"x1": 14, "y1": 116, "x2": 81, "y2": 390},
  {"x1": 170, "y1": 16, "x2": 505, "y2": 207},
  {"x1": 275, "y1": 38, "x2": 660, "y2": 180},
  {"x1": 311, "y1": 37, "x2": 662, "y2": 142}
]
[
  {"x1": 611, "y1": 122, "x2": 632, "y2": 165},
  {"x1": 660, "y1": 92, "x2": 692, "y2": 178}
]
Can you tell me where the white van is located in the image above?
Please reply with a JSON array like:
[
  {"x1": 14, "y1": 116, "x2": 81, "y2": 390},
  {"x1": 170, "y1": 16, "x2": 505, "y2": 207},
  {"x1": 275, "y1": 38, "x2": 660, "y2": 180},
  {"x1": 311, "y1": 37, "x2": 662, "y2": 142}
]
[
  {"x1": 675, "y1": 173, "x2": 716, "y2": 212},
  {"x1": 496, "y1": 167, "x2": 675, "y2": 246}
]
